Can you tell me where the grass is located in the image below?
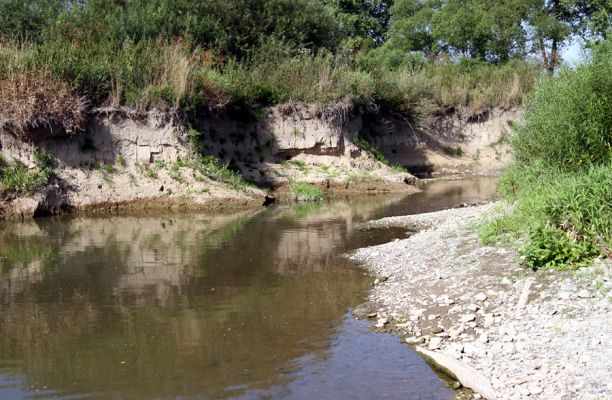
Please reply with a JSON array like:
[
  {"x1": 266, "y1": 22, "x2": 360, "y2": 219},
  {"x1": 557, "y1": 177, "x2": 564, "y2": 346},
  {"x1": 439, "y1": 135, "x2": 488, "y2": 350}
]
[
  {"x1": 0, "y1": 38, "x2": 538, "y2": 123},
  {"x1": 351, "y1": 135, "x2": 407, "y2": 172},
  {"x1": 481, "y1": 40, "x2": 611, "y2": 270},
  {"x1": 0, "y1": 151, "x2": 54, "y2": 194},
  {"x1": 173, "y1": 155, "x2": 253, "y2": 191},
  {"x1": 289, "y1": 160, "x2": 309, "y2": 174},
  {"x1": 482, "y1": 163, "x2": 611, "y2": 269},
  {"x1": 290, "y1": 183, "x2": 324, "y2": 202}
]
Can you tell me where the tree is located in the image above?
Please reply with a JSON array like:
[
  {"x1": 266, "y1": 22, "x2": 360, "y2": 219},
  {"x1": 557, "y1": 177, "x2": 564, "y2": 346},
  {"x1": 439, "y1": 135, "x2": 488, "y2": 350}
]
[
  {"x1": 387, "y1": 0, "x2": 438, "y2": 54},
  {"x1": 523, "y1": 0, "x2": 610, "y2": 73},
  {"x1": 324, "y1": 0, "x2": 393, "y2": 53},
  {"x1": 0, "y1": 0, "x2": 66, "y2": 41},
  {"x1": 430, "y1": 0, "x2": 526, "y2": 61}
]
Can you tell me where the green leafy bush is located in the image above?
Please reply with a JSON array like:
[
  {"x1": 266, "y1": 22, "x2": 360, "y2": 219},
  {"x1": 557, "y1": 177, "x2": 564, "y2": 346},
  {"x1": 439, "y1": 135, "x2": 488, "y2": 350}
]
[
  {"x1": 482, "y1": 40, "x2": 612, "y2": 269},
  {"x1": 524, "y1": 226, "x2": 598, "y2": 270}
]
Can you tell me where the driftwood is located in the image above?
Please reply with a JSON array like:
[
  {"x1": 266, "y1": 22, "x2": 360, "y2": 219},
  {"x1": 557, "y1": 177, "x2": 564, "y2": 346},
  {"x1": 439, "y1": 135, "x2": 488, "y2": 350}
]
[{"x1": 416, "y1": 346, "x2": 498, "y2": 400}]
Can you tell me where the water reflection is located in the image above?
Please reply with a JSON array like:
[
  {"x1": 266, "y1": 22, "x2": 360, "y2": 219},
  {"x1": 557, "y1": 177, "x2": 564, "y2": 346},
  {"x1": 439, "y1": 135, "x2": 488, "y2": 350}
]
[{"x1": 0, "y1": 178, "x2": 497, "y2": 399}]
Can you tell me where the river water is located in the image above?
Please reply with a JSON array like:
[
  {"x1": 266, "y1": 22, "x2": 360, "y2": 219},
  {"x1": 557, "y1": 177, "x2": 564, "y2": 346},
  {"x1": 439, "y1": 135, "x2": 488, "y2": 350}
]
[{"x1": 0, "y1": 178, "x2": 497, "y2": 399}]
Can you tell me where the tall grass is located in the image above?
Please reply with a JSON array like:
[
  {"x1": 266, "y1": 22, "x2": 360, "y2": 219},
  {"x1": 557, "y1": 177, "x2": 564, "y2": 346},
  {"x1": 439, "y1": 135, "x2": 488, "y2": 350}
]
[
  {"x1": 372, "y1": 60, "x2": 539, "y2": 120},
  {"x1": 1, "y1": 38, "x2": 538, "y2": 118},
  {"x1": 0, "y1": 43, "x2": 86, "y2": 140},
  {"x1": 482, "y1": 39, "x2": 612, "y2": 270}
]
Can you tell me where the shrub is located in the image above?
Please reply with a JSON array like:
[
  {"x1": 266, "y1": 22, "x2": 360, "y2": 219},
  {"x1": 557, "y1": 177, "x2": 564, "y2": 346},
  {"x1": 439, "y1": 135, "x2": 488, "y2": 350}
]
[
  {"x1": 482, "y1": 40, "x2": 612, "y2": 269},
  {"x1": 512, "y1": 41, "x2": 611, "y2": 171},
  {"x1": 524, "y1": 225, "x2": 598, "y2": 270}
]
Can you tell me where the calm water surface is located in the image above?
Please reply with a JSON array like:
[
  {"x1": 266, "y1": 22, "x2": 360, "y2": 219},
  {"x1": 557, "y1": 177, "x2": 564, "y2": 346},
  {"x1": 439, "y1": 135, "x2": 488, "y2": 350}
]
[{"x1": 0, "y1": 178, "x2": 497, "y2": 399}]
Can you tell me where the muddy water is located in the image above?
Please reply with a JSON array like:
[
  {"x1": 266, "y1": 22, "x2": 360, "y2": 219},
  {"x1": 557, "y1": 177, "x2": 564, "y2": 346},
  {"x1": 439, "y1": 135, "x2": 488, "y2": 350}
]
[{"x1": 0, "y1": 178, "x2": 496, "y2": 399}]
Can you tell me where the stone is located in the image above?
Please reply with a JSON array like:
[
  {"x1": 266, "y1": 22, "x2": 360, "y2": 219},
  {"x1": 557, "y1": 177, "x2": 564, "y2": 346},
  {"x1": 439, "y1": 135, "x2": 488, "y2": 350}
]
[
  {"x1": 375, "y1": 318, "x2": 389, "y2": 328},
  {"x1": 431, "y1": 326, "x2": 445, "y2": 334},
  {"x1": 502, "y1": 342, "x2": 517, "y2": 355},
  {"x1": 475, "y1": 292, "x2": 488, "y2": 301},
  {"x1": 529, "y1": 385, "x2": 543, "y2": 395},
  {"x1": 405, "y1": 336, "x2": 425, "y2": 345},
  {"x1": 577, "y1": 289, "x2": 592, "y2": 299},
  {"x1": 428, "y1": 337, "x2": 443, "y2": 350},
  {"x1": 461, "y1": 314, "x2": 476, "y2": 322},
  {"x1": 463, "y1": 342, "x2": 480, "y2": 356},
  {"x1": 416, "y1": 347, "x2": 497, "y2": 400}
]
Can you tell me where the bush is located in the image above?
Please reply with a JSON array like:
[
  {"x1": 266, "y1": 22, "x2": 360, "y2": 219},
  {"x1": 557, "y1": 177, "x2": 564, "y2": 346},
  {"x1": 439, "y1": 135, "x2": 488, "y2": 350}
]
[
  {"x1": 290, "y1": 183, "x2": 324, "y2": 202},
  {"x1": 524, "y1": 225, "x2": 598, "y2": 270},
  {"x1": 482, "y1": 39, "x2": 612, "y2": 269},
  {"x1": 512, "y1": 41, "x2": 612, "y2": 171}
]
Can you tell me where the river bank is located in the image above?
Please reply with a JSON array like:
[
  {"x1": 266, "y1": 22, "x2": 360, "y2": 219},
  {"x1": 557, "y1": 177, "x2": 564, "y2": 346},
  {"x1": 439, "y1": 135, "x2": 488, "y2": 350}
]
[
  {"x1": 350, "y1": 204, "x2": 611, "y2": 400},
  {"x1": 0, "y1": 104, "x2": 518, "y2": 219}
]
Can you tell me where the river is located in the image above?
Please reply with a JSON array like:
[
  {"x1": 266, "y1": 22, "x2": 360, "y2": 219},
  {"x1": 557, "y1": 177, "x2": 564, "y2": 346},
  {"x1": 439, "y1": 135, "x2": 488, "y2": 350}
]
[{"x1": 0, "y1": 178, "x2": 497, "y2": 399}]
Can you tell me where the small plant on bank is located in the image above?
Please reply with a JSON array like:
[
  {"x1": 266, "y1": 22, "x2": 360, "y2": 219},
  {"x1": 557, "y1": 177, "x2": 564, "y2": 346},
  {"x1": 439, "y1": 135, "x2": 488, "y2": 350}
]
[
  {"x1": 290, "y1": 182, "x2": 324, "y2": 202},
  {"x1": 290, "y1": 159, "x2": 309, "y2": 174},
  {"x1": 351, "y1": 135, "x2": 406, "y2": 172},
  {"x1": 0, "y1": 151, "x2": 55, "y2": 194},
  {"x1": 117, "y1": 156, "x2": 127, "y2": 168}
]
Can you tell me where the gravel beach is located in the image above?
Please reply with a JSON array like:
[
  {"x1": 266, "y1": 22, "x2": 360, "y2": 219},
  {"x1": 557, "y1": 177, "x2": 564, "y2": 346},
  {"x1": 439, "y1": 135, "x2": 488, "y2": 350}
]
[{"x1": 350, "y1": 203, "x2": 611, "y2": 400}]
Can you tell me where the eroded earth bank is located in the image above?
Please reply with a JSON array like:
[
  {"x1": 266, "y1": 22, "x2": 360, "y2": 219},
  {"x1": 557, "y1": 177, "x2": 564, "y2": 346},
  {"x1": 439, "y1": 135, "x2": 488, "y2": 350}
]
[
  {"x1": 0, "y1": 104, "x2": 518, "y2": 218},
  {"x1": 350, "y1": 204, "x2": 611, "y2": 400}
]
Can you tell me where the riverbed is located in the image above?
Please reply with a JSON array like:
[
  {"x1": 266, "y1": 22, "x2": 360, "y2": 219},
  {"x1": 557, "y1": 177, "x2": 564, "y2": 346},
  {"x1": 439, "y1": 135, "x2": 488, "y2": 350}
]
[{"x1": 0, "y1": 178, "x2": 497, "y2": 399}]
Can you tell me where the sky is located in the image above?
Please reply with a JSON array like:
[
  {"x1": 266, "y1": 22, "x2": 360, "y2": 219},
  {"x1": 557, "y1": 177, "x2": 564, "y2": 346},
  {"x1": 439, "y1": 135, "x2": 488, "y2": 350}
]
[{"x1": 561, "y1": 36, "x2": 588, "y2": 66}]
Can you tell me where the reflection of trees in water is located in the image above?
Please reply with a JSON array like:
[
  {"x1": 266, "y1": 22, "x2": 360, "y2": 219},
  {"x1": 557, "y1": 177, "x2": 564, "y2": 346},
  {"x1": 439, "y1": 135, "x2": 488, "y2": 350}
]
[
  {"x1": 0, "y1": 271, "x2": 364, "y2": 399},
  {"x1": 0, "y1": 212, "x2": 258, "y2": 306},
  {"x1": 0, "y1": 204, "x2": 375, "y2": 399}
]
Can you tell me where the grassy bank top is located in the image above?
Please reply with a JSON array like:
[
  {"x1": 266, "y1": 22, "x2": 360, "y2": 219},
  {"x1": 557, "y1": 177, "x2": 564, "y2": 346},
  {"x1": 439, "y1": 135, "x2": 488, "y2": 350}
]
[{"x1": 0, "y1": 0, "x2": 608, "y2": 137}]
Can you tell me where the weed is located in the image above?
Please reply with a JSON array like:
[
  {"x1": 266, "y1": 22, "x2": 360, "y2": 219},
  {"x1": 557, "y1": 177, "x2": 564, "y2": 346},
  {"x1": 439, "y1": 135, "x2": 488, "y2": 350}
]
[
  {"x1": 117, "y1": 155, "x2": 127, "y2": 168},
  {"x1": 290, "y1": 182, "x2": 324, "y2": 202},
  {"x1": 128, "y1": 174, "x2": 138, "y2": 186},
  {"x1": 290, "y1": 160, "x2": 309, "y2": 174},
  {"x1": 0, "y1": 151, "x2": 54, "y2": 194}
]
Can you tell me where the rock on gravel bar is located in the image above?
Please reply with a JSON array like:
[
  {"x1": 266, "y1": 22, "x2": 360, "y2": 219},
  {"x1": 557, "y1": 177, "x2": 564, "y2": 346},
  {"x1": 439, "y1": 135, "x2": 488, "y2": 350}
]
[{"x1": 349, "y1": 203, "x2": 611, "y2": 400}]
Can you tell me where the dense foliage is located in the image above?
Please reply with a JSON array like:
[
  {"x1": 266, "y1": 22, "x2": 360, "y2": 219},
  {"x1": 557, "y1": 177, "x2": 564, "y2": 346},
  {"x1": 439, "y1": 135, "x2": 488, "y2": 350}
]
[
  {"x1": 0, "y1": 0, "x2": 608, "y2": 117},
  {"x1": 482, "y1": 40, "x2": 611, "y2": 269}
]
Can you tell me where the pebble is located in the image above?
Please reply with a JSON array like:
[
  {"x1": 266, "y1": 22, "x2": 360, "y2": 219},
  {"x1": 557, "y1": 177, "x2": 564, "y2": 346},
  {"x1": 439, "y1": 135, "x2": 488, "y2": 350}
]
[
  {"x1": 375, "y1": 318, "x2": 388, "y2": 328},
  {"x1": 428, "y1": 337, "x2": 443, "y2": 350},
  {"x1": 351, "y1": 204, "x2": 612, "y2": 400},
  {"x1": 475, "y1": 292, "x2": 488, "y2": 301},
  {"x1": 461, "y1": 314, "x2": 476, "y2": 322}
]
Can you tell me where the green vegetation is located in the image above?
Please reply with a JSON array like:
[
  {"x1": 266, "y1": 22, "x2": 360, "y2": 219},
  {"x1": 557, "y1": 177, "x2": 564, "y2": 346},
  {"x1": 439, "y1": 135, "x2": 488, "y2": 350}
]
[
  {"x1": 0, "y1": 151, "x2": 54, "y2": 194},
  {"x1": 290, "y1": 183, "x2": 325, "y2": 202},
  {"x1": 481, "y1": 40, "x2": 612, "y2": 270},
  {"x1": 351, "y1": 135, "x2": 406, "y2": 171},
  {"x1": 1, "y1": 0, "x2": 605, "y2": 130}
]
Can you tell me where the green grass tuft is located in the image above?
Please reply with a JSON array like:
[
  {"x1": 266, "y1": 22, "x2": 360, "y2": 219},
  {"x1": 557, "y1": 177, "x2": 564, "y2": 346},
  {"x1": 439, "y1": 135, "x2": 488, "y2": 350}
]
[{"x1": 290, "y1": 183, "x2": 324, "y2": 202}]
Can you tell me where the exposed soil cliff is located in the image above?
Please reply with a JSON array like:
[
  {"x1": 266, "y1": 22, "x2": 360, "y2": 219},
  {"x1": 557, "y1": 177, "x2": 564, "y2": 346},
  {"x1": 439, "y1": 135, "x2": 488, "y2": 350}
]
[{"x1": 0, "y1": 104, "x2": 519, "y2": 218}]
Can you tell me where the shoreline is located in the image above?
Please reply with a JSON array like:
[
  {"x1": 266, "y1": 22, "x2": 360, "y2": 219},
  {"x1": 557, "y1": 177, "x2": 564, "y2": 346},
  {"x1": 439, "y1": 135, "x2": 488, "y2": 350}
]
[{"x1": 349, "y1": 203, "x2": 611, "y2": 400}]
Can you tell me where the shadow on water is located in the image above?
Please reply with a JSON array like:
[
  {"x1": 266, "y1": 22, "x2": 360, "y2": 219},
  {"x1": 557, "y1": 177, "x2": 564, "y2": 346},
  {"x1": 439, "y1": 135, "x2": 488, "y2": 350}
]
[{"x1": 0, "y1": 178, "x2": 498, "y2": 399}]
